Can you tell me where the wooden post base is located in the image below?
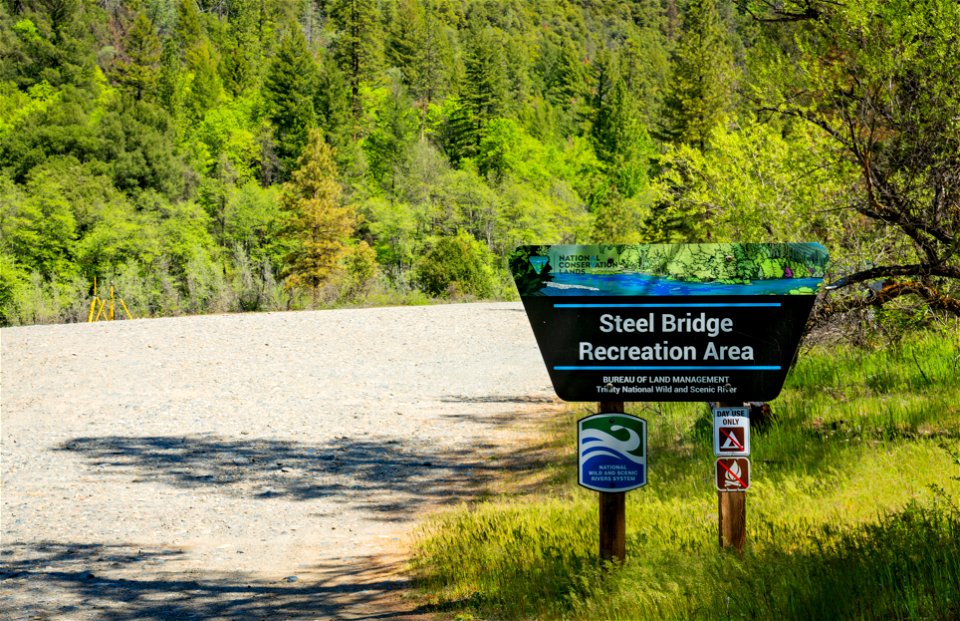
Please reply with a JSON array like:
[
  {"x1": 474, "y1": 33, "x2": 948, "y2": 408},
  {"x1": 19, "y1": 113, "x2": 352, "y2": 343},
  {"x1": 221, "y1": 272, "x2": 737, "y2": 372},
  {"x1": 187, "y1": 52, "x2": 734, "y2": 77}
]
[
  {"x1": 599, "y1": 492, "x2": 626, "y2": 563},
  {"x1": 718, "y1": 491, "x2": 746, "y2": 553}
]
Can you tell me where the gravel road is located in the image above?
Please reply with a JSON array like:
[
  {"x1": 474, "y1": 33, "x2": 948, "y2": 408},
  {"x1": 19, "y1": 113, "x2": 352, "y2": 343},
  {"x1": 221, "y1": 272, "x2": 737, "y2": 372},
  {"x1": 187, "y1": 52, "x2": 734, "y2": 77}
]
[{"x1": 1, "y1": 303, "x2": 557, "y2": 620}]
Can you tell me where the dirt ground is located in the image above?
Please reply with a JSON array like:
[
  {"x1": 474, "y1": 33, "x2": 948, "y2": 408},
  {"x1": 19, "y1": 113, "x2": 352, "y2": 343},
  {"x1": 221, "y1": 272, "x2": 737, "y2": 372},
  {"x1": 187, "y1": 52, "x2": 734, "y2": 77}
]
[{"x1": 1, "y1": 303, "x2": 559, "y2": 620}]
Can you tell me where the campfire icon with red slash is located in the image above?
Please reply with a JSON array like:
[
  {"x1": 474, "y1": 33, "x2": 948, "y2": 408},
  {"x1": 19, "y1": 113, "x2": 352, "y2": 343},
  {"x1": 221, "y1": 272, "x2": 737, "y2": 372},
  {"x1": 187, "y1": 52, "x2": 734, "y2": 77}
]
[{"x1": 716, "y1": 458, "x2": 750, "y2": 491}]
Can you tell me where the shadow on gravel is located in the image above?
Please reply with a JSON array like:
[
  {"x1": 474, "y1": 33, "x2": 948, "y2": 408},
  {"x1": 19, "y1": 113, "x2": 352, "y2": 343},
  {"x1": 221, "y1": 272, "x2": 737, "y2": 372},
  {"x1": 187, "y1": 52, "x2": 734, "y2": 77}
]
[
  {"x1": 56, "y1": 434, "x2": 538, "y2": 515},
  {"x1": 0, "y1": 542, "x2": 430, "y2": 620}
]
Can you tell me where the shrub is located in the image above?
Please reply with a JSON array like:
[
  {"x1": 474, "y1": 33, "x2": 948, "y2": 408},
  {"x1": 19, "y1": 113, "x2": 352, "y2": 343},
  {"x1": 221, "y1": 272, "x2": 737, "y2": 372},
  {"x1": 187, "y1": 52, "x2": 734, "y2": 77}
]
[
  {"x1": 0, "y1": 253, "x2": 27, "y2": 325},
  {"x1": 340, "y1": 240, "x2": 379, "y2": 302},
  {"x1": 413, "y1": 232, "x2": 496, "y2": 299}
]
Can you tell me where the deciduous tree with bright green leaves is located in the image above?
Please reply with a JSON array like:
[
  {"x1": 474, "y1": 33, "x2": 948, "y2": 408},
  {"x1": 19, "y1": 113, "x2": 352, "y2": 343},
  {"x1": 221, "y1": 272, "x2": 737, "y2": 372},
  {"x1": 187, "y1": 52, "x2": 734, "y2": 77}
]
[
  {"x1": 745, "y1": 0, "x2": 960, "y2": 316},
  {"x1": 365, "y1": 75, "x2": 419, "y2": 191}
]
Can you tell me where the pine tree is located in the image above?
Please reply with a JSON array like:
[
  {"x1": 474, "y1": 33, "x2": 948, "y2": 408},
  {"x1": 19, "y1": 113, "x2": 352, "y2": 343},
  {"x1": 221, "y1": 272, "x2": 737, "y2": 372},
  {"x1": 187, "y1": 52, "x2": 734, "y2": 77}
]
[
  {"x1": 661, "y1": 0, "x2": 736, "y2": 149},
  {"x1": 591, "y1": 50, "x2": 654, "y2": 198},
  {"x1": 281, "y1": 129, "x2": 356, "y2": 306},
  {"x1": 329, "y1": 0, "x2": 384, "y2": 122},
  {"x1": 264, "y1": 30, "x2": 319, "y2": 178},
  {"x1": 175, "y1": 0, "x2": 204, "y2": 53},
  {"x1": 398, "y1": 0, "x2": 455, "y2": 134},
  {"x1": 541, "y1": 38, "x2": 584, "y2": 109},
  {"x1": 590, "y1": 185, "x2": 647, "y2": 244},
  {"x1": 220, "y1": 0, "x2": 261, "y2": 96},
  {"x1": 315, "y1": 55, "x2": 353, "y2": 158},
  {"x1": 157, "y1": 37, "x2": 183, "y2": 114},
  {"x1": 111, "y1": 12, "x2": 162, "y2": 101},
  {"x1": 618, "y1": 4, "x2": 671, "y2": 128},
  {"x1": 458, "y1": 25, "x2": 508, "y2": 158},
  {"x1": 170, "y1": 0, "x2": 222, "y2": 119},
  {"x1": 590, "y1": 50, "x2": 622, "y2": 164},
  {"x1": 386, "y1": 0, "x2": 425, "y2": 86},
  {"x1": 415, "y1": 2, "x2": 454, "y2": 105}
]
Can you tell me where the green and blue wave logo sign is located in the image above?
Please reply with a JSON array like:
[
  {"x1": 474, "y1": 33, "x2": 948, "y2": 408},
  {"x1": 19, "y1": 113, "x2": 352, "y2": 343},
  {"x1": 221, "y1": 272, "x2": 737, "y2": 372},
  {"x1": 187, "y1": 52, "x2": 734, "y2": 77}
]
[{"x1": 578, "y1": 413, "x2": 647, "y2": 492}]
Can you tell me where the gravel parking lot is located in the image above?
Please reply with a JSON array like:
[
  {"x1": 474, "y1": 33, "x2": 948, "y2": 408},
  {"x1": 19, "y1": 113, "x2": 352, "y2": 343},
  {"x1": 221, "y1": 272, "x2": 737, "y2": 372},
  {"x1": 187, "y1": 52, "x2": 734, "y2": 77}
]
[{"x1": 1, "y1": 303, "x2": 557, "y2": 620}]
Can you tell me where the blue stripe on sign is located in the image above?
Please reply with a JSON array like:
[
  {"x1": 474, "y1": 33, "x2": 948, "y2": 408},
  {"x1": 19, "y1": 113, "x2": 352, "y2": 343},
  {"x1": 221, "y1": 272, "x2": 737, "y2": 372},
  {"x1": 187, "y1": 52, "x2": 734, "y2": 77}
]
[
  {"x1": 554, "y1": 365, "x2": 781, "y2": 371},
  {"x1": 553, "y1": 303, "x2": 781, "y2": 308}
]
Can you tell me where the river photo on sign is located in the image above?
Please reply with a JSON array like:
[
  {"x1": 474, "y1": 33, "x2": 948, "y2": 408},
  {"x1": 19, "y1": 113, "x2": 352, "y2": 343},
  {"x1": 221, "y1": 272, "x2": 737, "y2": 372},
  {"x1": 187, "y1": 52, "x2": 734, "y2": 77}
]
[{"x1": 509, "y1": 243, "x2": 827, "y2": 297}]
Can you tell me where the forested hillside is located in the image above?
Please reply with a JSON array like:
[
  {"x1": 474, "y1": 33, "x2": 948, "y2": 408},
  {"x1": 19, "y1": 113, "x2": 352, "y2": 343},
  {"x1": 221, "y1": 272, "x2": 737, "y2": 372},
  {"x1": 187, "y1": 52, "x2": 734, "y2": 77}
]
[{"x1": 1, "y1": 0, "x2": 957, "y2": 325}]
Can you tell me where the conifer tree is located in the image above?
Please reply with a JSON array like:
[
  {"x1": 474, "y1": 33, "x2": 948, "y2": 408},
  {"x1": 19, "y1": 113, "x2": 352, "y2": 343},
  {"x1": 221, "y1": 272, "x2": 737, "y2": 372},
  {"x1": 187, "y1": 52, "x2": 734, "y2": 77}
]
[
  {"x1": 170, "y1": 0, "x2": 222, "y2": 119},
  {"x1": 421, "y1": 6, "x2": 454, "y2": 91},
  {"x1": 174, "y1": 0, "x2": 204, "y2": 53},
  {"x1": 661, "y1": 0, "x2": 735, "y2": 149},
  {"x1": 111, "y1": 12, "x2": 162, "y2": 101},
  {"x1": 281, "y1": 129, "x2": 356, "y2": 306},
  {"x1": 403, "y1": 0, "x2": 455, "y2": 132},
  {"x1": 590, "y1": 50, "x2": 622, "y2": 164},
  {"x1": 386, "y1": 0, "x2": 425, "y2": 85},
  {"x1": 329, "y1": 0, "x2": 384, "y2": 121},
  {"x1": 157, "y1": 37, "x2": 183, "y2": 114},
  {"x1": 541, "y1": 38, "x2": 584, "y2": 109},
  {"x1": 618, "y1": 6, "x2": 671, "y2": 128},
  {"x1": 264, "y1": 30, "x2": 319, "y2": 178},
  {"x1": 591, "y1": 185, "x2": 647, "y2": 244},
  {"x1": 591, "y1": 50, "x2": 654, "y2": 198},
  {"x1": 220, "y1": 0, "x2": 261, "y2": 96},
  {"x1": 457, "y1": 25, "x2": 508, "y2": 159},
  {"x1": 642, "y1": 152, "x2": 711, "y2": 243},
  {"x1": 315, "y1": 55, "x2": 353, "y2": 158}
]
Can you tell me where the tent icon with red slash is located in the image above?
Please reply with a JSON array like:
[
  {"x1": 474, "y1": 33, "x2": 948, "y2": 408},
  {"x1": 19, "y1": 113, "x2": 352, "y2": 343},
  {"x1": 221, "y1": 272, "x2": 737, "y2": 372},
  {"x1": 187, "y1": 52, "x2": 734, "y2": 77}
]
[
  {"x1": 713, "y1": 407, "x2": 750, "y2": 457},
  {"x1": 715, "y1": 458, "x2": 750, "y2": 491},
  {"x1": 718, "y1": 427, "x2": 746, "y2": 453}
]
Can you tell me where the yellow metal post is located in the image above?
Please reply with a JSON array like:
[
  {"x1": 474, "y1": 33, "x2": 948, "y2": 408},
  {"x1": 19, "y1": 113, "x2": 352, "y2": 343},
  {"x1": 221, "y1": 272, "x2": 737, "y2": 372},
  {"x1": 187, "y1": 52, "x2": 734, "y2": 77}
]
[
  {"x1": 88, "y1": 279, "x2": 133, "y2": 321},
  {"x1": 119, "y1": 297, "x2": 133, "y2": 320},
  {"x1": 88, "y1": 277, "x2": 99, "y2": 323}
]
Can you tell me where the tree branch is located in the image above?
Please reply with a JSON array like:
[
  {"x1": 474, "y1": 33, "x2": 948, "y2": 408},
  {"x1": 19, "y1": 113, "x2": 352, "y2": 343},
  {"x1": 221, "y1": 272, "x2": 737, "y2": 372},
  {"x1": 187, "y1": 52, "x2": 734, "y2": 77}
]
[
  {"x1": 855, "y1": 198, "x2": 955, "y2": 253},
  {"x1": 764, "y1": 105, "x2": 855, "y2": 151},
  {"x1": 826, "y1": 264, "x2": 960, "y2": 290},
  {"x1": 818, "y1": 280, "x2": 960, "y2": 318}
]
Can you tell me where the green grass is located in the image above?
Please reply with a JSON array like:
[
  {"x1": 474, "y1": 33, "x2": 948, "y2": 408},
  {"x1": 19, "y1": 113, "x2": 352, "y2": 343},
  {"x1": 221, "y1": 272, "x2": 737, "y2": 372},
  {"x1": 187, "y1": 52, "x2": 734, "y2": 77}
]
[{"x1": 411, "y1": 330, "x2": 960, "y2": 620}]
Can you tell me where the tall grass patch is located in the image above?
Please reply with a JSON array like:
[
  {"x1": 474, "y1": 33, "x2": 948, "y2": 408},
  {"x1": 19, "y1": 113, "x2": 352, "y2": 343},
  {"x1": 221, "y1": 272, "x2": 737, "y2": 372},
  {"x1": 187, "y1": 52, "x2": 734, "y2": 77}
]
[{"x1": 412, "y1": 331, "x2": 960, "y2": 620}]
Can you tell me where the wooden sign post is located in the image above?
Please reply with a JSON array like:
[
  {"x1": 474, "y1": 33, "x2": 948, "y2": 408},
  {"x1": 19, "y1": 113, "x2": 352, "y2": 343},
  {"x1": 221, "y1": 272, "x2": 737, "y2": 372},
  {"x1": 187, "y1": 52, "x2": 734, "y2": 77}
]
[
  {"x1": 716, "y1": 403, "x2": 748, "y2": 553},
  {"x1": 598, "y1": 401, "x2": 626, "y2": 563},
  {"x1": 718, "y1": 489, "x2": 746, "y2": 553}
]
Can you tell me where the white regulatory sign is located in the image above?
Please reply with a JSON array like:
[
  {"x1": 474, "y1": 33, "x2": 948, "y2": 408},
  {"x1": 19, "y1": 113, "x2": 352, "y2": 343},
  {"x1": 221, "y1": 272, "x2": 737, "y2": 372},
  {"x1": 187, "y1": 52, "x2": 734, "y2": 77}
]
[{"x1": 713, "y1": 406, "x2": 750, "y2": 457}]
